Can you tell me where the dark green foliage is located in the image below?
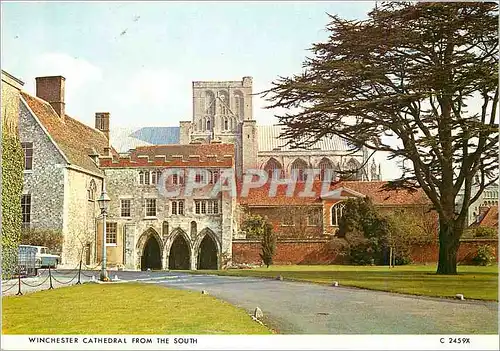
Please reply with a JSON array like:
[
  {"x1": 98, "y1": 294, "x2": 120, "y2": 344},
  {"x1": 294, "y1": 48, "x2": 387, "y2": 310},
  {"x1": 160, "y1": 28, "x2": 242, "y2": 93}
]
[
  {"x1": 20, "y1": 228, "x2": 64, "y2": 253},
  {"x1": 337, "y1": 198, "x2": 390, "y2": 265},
  {"x1": 472, "y1": 245, "x2": 495, "y2": 266},
  {"x1": 262, "y1": 2, "x2": 498, "y2": 274},
  {"x1": 242, "y1": 215, "x2": 276, "y2": 268},
  {"x1": 473, "y1": 227, "x2": 497, "y2": 238},
  {"x1": 1, "y1": 132, "x2": 24, "y2": 278}
]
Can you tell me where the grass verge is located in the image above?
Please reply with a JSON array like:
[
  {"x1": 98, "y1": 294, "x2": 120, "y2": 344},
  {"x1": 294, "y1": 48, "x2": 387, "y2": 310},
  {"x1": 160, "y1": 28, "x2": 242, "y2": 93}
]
[
  {"x1": 2, "y1": 283, "x2": 271, "y2": 334},
  {"x1": 187, "y1": 265, "x2": 498, "y2": 301}
]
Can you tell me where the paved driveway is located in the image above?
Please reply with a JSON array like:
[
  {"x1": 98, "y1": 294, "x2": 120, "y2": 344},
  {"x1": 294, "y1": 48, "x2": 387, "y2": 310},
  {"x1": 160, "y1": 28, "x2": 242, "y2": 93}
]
[
  {"x1": 4, "y1": 270, "x2": 497, "y2": 334},
  {"x1": 114, "y1": 271, "x2": 498, "y2": 334}
]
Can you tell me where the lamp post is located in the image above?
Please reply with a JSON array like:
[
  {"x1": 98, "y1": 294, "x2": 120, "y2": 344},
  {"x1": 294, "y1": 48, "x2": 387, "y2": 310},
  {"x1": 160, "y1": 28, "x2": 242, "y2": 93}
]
[{"x1": 97, "y1": 186, "x2": 111, "y2": 281}]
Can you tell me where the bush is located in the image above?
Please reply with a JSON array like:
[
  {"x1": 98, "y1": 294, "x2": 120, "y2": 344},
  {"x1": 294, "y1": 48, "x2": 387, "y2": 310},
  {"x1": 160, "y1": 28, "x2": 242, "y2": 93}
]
[
  {"x1": 20, "y1": 228, "x2": 63, "y2": 253},
  {"x1": 473, "y1": 227, "x2": 497, "y2": 238},
  {"x1": 242, "y1": 214, "x2": 276, "y2": 267},
  {"x1": 472, "y1": 245, "x2": 495, "y2": 266}
]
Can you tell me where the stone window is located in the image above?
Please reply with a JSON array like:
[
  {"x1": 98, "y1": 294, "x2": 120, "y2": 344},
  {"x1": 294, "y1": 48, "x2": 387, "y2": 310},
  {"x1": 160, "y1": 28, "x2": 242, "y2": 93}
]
[
  {"x1": 331, "y1": 202, "x2": 345, "y2": 226},
  {"x1": 307, "y1": 210, "x2": 321, "y2": 226},
  {"x1": 172, "y1": 172, "x2": 185, "y2": 185},
  {"x1": 151, "y1": 171, "x2": 158, "y2": 185},
  {"x1": 194, "y1": 200, "x2": 219, "y2": 215},
  {"x1": 264, "y1": 158, "x2": 283, "y2": 179},
  {"x1": 139, "y1": 171, "x2": 150, "y2": 185},
  {"x1": 21, "y1": 142, "x2": 33, "y2": 171},
  {"x1": 106, "y1": 222, "x2": 117, "y2": 244},
  {"x1": 145, "y1": 199, "x2": 157, "y2": 217},
  {"x1": 291, "y1": 158, "x2": 308, "y2": 182},
  {"x1": 171, "y1": 200, "x2": 185, "y2": 215},
  {"x1": 318, "y1": 158, "x2": 333, "y2": 181},
  {"x1": 209, "y1": 169, "x2": 220, "y2": 184},
  {"x1": 21, "y1": 194, "x2": 31, "y2": 229},
  {"x1": 88, "y1": 180, "x2": 97, "y2": 201},
  {"x1": 281, "y1": 214, "x2": 294, "y2": 226},
  {"x1": 195, "y1": 170, "x2": 207, "y2": 184},
  {"x1": 120, "y1": 199, "x2": 131, "y2": 217}
]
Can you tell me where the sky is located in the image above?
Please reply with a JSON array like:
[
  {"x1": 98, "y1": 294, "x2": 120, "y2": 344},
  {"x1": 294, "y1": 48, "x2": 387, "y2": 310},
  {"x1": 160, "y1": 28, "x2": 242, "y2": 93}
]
[{"x1": 1, "y1": 1, "x2": 404, "y2": 180}]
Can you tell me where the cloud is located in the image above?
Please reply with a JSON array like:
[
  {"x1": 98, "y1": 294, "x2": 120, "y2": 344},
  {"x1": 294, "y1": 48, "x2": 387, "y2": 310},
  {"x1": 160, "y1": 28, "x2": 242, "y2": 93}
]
[{"x1": 25, "y1": 52, "x2": 103, "y2": 106}]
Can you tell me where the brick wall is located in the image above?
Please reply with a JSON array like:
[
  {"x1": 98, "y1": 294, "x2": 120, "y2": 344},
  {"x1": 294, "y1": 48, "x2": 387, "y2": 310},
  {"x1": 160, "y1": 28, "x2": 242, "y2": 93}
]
[
  {"x1": 233, "y1": 239, "x2": 498, "y2": 265},
  {"x1": 410, "y1": 239, "x2": 498, "y2": 263},
  {"x1": 233, "y1": 239, "x2": 346, "y2": 265}
]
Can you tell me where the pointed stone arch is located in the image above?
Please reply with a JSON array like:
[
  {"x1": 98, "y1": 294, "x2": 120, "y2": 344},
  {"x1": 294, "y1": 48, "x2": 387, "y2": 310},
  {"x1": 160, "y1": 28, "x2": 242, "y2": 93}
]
[
  {"x1": 318, "y1": 157, "x2": 334, "y2": 181},
  {"x1": 195, "y1": 228, "x2": 220, "y2": 270},
  {"x1": 264, "y1": 157, "x2": 283, "y2": 179},
  {"x1": 167, "y1": 227, "x2": 191, "y2": 270},
  {"x1": 291, "y1": 158, "x2": 308, "y2": 181},
  {"x1": 136, "y1": 227, "x2": 163, "y2": 271}
]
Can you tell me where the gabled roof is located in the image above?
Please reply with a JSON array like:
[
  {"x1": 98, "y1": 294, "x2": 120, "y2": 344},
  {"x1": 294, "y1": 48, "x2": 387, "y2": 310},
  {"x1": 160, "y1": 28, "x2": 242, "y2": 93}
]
[
  {"x1": 21, "y1": 92, "x2": 110, "y2": 175},
  {"x1": 477, "y1": 206, "x2": 498, "y2": 228},
  {"x1": 329, "y1": 181, "x2": 430, "y2": 206}
]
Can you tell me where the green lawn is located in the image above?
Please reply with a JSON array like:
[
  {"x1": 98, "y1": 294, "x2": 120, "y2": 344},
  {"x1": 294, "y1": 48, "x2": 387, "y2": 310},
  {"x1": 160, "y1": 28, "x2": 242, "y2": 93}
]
[
  {"x1": 2, "y1": 283, "x2": 270, "y2": 334},
  {"x1": 188, "y1": 265, "x2": 499, "y2": 301}
]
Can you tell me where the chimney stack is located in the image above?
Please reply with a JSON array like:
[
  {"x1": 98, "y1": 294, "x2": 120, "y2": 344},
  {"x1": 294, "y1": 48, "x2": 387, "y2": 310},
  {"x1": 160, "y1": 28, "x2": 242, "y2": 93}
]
[
  {"x1": 35, "y1": 76, "x2": 66, "y2": 119},
  {"x1": 95, "y1": 112, "x2": 110, "y2": 140}
]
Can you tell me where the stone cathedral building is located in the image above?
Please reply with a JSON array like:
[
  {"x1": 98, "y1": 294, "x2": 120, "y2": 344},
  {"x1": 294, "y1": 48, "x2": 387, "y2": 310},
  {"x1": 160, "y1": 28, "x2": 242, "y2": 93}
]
[{"x1": 15, "y1": 73, "x2": 387, "y2": 271}]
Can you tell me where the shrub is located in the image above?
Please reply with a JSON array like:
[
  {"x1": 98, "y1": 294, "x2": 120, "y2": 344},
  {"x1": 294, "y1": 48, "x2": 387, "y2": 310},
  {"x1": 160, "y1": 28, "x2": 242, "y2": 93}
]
[
  {"x1": 472, "y1": 245, "x2": 495, "y2": 266},
  {"x1": 20, "y1": 228, "x2": 63, "y2": 253},
  {"x1": 242, "y1": 214, "x2": 276, "y2": 267},
  {"x1": 473, "y1": 227, "x2": 497, "y2": 238}
]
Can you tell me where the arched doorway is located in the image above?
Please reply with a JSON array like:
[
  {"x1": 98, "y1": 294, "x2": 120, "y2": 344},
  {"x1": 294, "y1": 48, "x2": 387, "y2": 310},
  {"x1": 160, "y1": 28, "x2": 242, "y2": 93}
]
[
  {"x1": 197, "y1": 234, "x2": 218, "y2": 270},
  {"x1": 169, "y1": 235, "x2": 190, "y2": 270},
  {"x1": 141, "y1": 235, "x2": 162, "y2": 271}
]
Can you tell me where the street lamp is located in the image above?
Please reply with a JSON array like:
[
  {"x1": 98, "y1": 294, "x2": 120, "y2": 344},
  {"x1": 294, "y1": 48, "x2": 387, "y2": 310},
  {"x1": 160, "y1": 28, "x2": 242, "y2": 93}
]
[{"x1": 97, "y1": 186, "x2": 111, "y2": 281}]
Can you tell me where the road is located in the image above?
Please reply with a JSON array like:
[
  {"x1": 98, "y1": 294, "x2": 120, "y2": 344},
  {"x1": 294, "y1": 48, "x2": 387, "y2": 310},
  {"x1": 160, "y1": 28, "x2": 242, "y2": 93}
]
[{"x1": 3, "y1": 270, "x2": 498, "y2": 334}]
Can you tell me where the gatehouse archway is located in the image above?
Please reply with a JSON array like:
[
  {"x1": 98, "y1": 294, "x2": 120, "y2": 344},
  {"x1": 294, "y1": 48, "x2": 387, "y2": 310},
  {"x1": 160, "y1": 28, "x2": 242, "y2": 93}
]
[
  {"x1": 169, "y1": 234, "x2": 191, "y2": 270},
  {"x1": 197, "y1": 234, "x2": 218, "y2": 270},
  {"x1": 141, "y1": 235, "x2": 162, "y2": 271}
]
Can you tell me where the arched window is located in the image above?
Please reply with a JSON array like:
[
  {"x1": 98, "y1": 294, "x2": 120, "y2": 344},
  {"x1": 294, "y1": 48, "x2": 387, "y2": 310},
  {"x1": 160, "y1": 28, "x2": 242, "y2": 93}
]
[
  {"x1": 318, "y1": 158, "x2": 333, "y2": 181},
  {"x1": 206, "y1": 91, "x2": 216, "y2": 115},
  {"x1": 162, "y1": 221, "x2": 169, "y2": 237},
  {"x1": 206, "y1": 119, "x2": 211, "y2": 131},
  {"x1": 224, "y1": 118, "x2": 229, "y2": 131},
  {"x1": 331, "y1": 202, "x2": 346, "y2": 226},
  {"x1": 234, "y1": 91, "x2": 244, "y2": 118},
  {"x1": 88, "y1": 180, "x2": 97, "y2": 201},
  {"x1": 190, "y1": 221, "x2": 197, "y2": 238},
  {"x1": 264, "y1": 158, "x2": 283, "y2": 179},
  {"x1": 218, "y1": 90, "x2": 229, "y2": 115},
  {"x1": 291, "y1": 158, "x2": 308, "y2": 182}
]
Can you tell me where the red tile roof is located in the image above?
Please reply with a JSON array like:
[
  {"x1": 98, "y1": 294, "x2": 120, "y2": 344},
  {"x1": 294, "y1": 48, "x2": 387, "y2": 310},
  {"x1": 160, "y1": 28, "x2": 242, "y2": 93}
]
[
  {"x1": 332, "y1": 181, "x2": 430, "y2": 206},
  {"x1": 478, "y1": 206, "x2": 498, "y2": 228},
  {"x1": 100, "y1": 143, "x2": 235, "y2": 168},
  {"x1": 240, "y1": 180, "x2": 430, "y2": 207},
  {"x1": 21, "y1": 92, "x2": 109, "y2": 175}
]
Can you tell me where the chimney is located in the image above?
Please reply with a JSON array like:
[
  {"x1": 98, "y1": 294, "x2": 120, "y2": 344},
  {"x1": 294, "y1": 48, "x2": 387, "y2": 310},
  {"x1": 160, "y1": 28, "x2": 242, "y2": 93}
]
[
  {"x1": 95, "y1": 112, "x2": 110, "y2": 140},
  {"x1": 35, "y1": 76, "x2": 66, "y2": 119}
]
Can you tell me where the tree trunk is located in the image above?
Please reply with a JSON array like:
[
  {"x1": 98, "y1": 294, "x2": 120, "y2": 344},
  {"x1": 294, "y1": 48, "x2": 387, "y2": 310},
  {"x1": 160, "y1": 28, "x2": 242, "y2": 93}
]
[{"x1": 436, "y1": 218, "x2": 462, "y2": 275}]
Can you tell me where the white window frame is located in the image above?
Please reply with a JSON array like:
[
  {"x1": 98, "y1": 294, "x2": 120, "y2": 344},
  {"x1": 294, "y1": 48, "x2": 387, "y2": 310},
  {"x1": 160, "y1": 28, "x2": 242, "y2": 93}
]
[
  {"x1": 106, "y1": 222, "x2": 118, "y2": 246},
  {"x1": 145, "y1": 198, "x2": 157, "y2": 218},
  {"x1": 120, "y1": 198, "x2": 132, "y2": 218},
  {"x1": 330, "y1": 202, "x2": 346, "y2": 226}
]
